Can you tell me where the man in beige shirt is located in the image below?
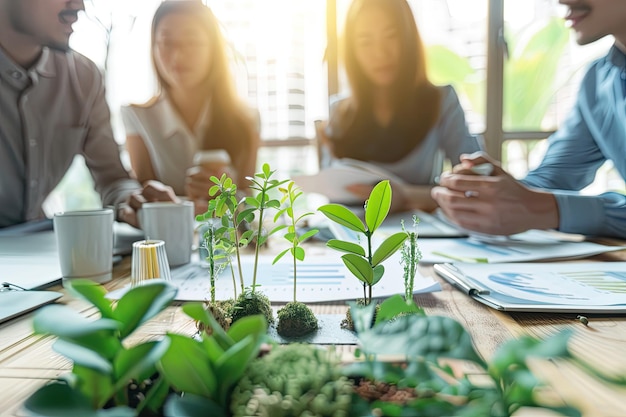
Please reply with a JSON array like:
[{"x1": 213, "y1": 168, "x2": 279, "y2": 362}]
[{"x1": 0, "y1": 0, "x2": 176, "y2": 229}]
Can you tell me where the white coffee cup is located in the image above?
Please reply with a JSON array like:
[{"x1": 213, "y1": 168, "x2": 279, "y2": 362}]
[
  {"x1": 53, "y1": 208, "x2": 114, "y2": 285},
  {"x1": 193, "y1": 149, "x2": 231, "y2": 172},
  {"x1": 139, "y1": 201, "x2": 194, "y2": 266}
]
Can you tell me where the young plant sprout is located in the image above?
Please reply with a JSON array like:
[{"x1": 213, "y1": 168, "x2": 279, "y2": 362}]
[
  {"x1": 272, "y1": 181, "x2": 319, "y2": 336},
  {"x1": 245, "y1": 163, "x2": 288, "y2": 293},
  {"x1": 198, "y1": 174, "x2": 254, "y2": 297},
  {"x1": 401, "y1": 215, "x2": 422, "y2": 304},
  {"x1": 319, "y1": 180, "x2": 407, "y2": 305}
]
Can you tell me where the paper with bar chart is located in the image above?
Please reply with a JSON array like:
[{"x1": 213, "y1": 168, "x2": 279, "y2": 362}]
[{"x1": 434, "y1": 262, "x2": 626, "y2": 313}]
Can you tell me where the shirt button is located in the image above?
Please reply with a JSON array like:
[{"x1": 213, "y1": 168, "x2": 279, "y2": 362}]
[
  {"x1": 29, "y1": 139, "x2": 37, "y2": 147},
  {"x1": 9, "y1": 70, "x2": 22, "y2": 79},
  {"x1": 30, "y1": 180, "x2": 38, "y2": 188}
]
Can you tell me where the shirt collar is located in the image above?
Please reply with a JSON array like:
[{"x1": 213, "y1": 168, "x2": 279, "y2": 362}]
[
  {"x1": 158, "y1": 92, "x2": 211, "y2": 140},
  {"x1": 0, "y1": 46, "x2": 56, "y2": 90},
  {"x1": 607, "y1": 44, "x2": 626, "y2": 69}
]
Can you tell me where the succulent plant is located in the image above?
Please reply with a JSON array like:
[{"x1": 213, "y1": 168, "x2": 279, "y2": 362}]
[{"x1": 230, "y1": 344, "x2": 353, "y2": 417}]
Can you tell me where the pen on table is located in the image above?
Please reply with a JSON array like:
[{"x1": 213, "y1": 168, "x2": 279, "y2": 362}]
[{"x1": 438, "y1": 263, "x2": 491, "y2": 295}]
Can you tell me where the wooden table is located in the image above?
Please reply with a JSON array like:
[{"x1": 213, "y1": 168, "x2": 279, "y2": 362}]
[{"x1": 2, "y1": 247, "x2": 626, "y2": 416}]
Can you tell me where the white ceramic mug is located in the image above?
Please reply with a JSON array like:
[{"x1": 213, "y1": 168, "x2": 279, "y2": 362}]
[
  {"x1": 53, "y1": 208, "x2": 114, "y2": 285},
  {"x1": 139, "y1": 201, "x2": 194, "y2": 266},
  {"x1": 193, "y1": 149, "x2": 231, "y2": 172}
]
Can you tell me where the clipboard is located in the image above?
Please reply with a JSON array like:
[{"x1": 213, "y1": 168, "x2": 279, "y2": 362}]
[
  {"x1": 434, "y1": 262, "x2": 626, "y2": 314},
  {"x1": 0, "y1": 284, "x2": 62, "y2": 324}
]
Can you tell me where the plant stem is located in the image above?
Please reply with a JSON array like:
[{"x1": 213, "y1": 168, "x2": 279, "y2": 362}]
[
  {"x1": 207, "y1": 225, "x2": 216, "y2": 303},
  {"x1": 252, "y1": 188, "x2": 266, "y2": 292},
  {"x1": 232, "y1": 211, "x2": 245, "y2": 293},
  {"x1": 366, "y1": 232, "x2": 373, "y2": 305},
  {"x1": 229, "y1": 259, "x2": 237, "y2": 299},
  {"x1": 293, "y1": 251, "x2": 297, "y2": 303}
]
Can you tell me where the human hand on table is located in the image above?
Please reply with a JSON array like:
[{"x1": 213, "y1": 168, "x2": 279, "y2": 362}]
[
  {"x1": 119, "y1": 180, "x2": 179, "y2": 228},
  {"x1": 431, "y1": 152, "x2": 559, "y2": 235}
]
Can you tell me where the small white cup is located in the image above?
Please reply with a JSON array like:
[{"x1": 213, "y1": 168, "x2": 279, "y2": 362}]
[
  {"x1": 139, "y1": 201, "x2": 194, "y2": 266},
  {"x1": 53, "y1": 208, "x2": 114, "y2": 285},
  {"x1": 193, "y1": 149, "x2": 231, "y2": 171}
]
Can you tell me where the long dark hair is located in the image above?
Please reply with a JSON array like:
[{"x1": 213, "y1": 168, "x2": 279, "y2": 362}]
[
  {"x1": 151, "y1": 1, "x2": 258, "y2": 185},
  {"x1": 329, "y1": 0, "x2": 441, "y2": 162}
]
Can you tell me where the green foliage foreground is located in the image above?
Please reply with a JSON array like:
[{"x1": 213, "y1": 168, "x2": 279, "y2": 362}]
[{"x1": 24, "y1": 282, "x2": 626, "y2": 417}]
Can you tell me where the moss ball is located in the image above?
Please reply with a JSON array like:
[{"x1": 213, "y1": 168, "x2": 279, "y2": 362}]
[
  {"x1": 197, "y1": 300, "x2": 232, "y2": 334},
  {"x1": 230, "y1": 291, "x2": 274, "y2": 325},
  {"x1": 277, "y1": 301, "x2": 319, "y2": 337}
]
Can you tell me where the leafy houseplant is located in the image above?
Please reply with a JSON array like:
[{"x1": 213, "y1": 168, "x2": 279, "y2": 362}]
[
  {"x1": 272, "y1": 180, "x2": 320, "y2": 337},
  {"x1": 318, "y1": 180, "x2": 408, "y2": 306},
  {"x1": 159, "y1": 304, "x2": 267, "y2": 417},
  {"x1": 199, "y1": 163, "x2": 287, "y2": 326},
  {"x1": 24, "y1": 280, "x2": 177, "y2": 417},
  {"x1": 347, "y1": 301, "x2": 582, "y2": 417}
]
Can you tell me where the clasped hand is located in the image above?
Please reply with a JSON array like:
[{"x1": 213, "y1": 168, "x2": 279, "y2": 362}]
[{"x1": 431, "y1": 152, "x2": 558, "y2": 235}]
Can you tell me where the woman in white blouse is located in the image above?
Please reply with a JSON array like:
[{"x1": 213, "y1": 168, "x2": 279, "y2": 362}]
[{"x1": 122, "y1": 1, "x2": 259, "y2": 214}]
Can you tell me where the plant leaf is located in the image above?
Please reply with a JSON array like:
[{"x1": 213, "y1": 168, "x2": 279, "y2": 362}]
[
  {"x1": 374, "y1": 294, "x2": 424, "y2": 325},
  {"x1": 326, "y1": 239, "x2": 366, "y2": 256},
  {"x1": 293, "y1": 246, "x2": 305, "y2": 261},
  {"x1": 365, "y1": 180, "x2": 391, "y2": 233},
  {"x1": 182, "y1": 303, "x2": 234, "y2": 349},
  {"x1": 159, "y1": 333, "x2": 217, "y2": 398},
  {"x1": 67, "y1": 280, "x2": 114, "y2": 319},
  {"x1": 51, "y1": 339, "x2": 112, "y2": 375},
  {"x1": 226, "y1": 314, "x2": 267, "y2": 344},
  {"x1": 298, "y1": 228, "x2": 319, "y2": 243},
  {"x1": 164, "y1": 394, "x2": 227, "y2": 417},
  {"x1": 114, "y1": 339, "x2": 171, "y2": 391},
  {"x1": 371, "y1": 264, "x2": 385, "y2": 286},
  {"x1": 272, "y1": 248, "x2": 290, "y2": 265},
  {"x1": 114, "y1": 281, "x2": 177, "y2": 339},
  {"x1": 341, "y1": 254, "x2": 373, "y2": 284},
  {"x1": 318, "y1": 204, "x2": 365, "y2": 233},
  {"x1": 24, "y1": 382, "x2": 103, "y2": 417},
  {"x1": 372, "y1": 232, "x2": 408, "y2": 266}
]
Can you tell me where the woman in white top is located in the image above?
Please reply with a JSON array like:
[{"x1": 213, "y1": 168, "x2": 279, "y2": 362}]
[
  {"x1": 122, "y1": 1, "x2": 259, "y2": 214},
  {"x1": 320, "y1": 0, "x2": 480, "y2": 212}
]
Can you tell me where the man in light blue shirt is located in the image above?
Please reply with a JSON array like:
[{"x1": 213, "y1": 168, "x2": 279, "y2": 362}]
[{"x1": 432, "y1": 0, "x2": 626, "y2": 238}]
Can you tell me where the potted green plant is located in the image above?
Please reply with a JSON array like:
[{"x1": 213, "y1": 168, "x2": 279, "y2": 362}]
[
  {"x1": 318, "y1": 180, "x2": 408, "y2": 306},
  {"x1": 199, "y1": 163, "x2": 287, "y2": 326},
  {"x1": 159, "y1": 304, "x2": 268, "y2": 417},
  {"x1": 318, "y1": 180, "x2": 408, "y2": 329},
  {"x1": 346, "y1": 302, "x2": 584, "y2": 416},
  {"x1": 23, "y1": 279, "x2": 177, "y2": 417},
  {"x1": 272, "y1": 180, "x2": 319, "y2": 337}
]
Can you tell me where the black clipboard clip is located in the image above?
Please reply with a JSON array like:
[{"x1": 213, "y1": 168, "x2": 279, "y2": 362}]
[
  {"x1": 1, "y1": 282, "x2": 27, "y2": 292},
  {"x1": 435, "y1": 263, "x2": 491, "y2": 295}
]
